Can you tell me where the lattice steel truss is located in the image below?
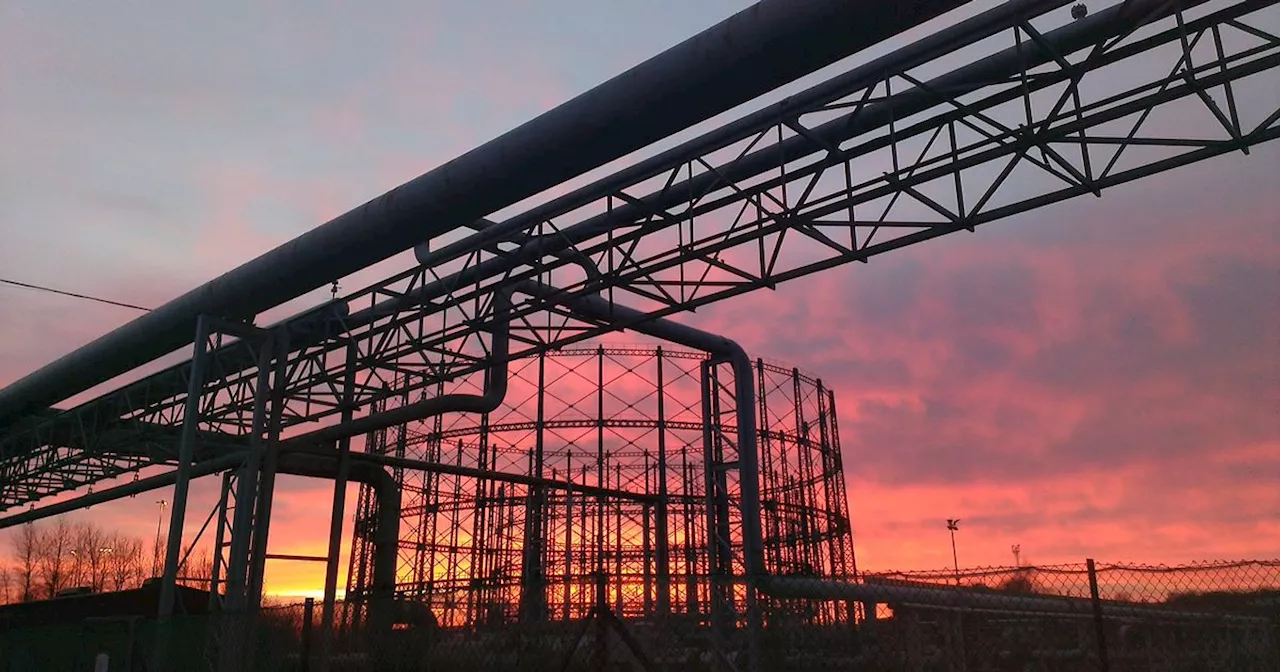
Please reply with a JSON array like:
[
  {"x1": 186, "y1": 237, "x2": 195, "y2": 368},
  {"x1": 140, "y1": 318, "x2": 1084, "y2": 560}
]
[
  {"x1": 1, "y1": 0, "x2": 1276, "y2": 513},
  {"x1": 343, "y1": 346, "x2": 855, "y2": 628}
]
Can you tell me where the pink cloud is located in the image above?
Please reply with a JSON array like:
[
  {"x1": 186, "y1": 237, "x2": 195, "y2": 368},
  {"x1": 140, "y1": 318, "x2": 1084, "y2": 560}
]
[{"x1": 682, "y1": 157, "x2": 1279, "y2": 570}]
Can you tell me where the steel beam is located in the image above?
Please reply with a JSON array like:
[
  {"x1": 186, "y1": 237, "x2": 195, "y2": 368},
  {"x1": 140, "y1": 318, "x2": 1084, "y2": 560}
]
[
  {"x1": 0, "y1": 453, "x2": 248, "y2": 530},
  {"x1": 156, "y1": 316, "x2": 211, "y2": 630}
]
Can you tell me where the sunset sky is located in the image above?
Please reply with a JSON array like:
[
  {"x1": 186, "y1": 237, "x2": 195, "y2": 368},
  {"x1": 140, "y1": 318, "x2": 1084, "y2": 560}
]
[{"x1": 1, "y1": 0, "x2": 1277, "y2": 598}]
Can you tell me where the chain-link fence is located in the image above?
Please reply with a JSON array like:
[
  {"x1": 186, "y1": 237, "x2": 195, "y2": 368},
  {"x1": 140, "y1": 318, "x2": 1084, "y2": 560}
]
[
  {"x1": 762, "y1": 559, "x2": 1280, "y2": 671},
  {"x1": 2, "y1": 559, "x2": 1275, "y2": 671}
]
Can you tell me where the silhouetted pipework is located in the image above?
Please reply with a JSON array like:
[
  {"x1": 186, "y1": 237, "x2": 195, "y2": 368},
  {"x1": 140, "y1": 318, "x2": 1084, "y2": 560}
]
[{"x1": 343, "y1": 346, "x2": 856, "y2": 628}]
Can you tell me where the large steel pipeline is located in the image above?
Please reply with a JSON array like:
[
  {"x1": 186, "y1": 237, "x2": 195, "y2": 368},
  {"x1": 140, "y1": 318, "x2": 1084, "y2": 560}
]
[
  {"x1": 417, "y1": 0, "x2": 1076, "y2": 271},
  {"x1": 0, "y1": 0, "x2": 1229, "y2": 464},
  {"x1": 0, "y1": 0, "x2": 1066, "y2": 440},
  {"x1": 334, "y1": 0, "x2": 1217, "y2": 336},
  {"x1": 0, "y1": 0, "x2": 972, "y2": 422},
  {"x1": 406, "y1": 0, "x2": 1225, "y2": 303}
]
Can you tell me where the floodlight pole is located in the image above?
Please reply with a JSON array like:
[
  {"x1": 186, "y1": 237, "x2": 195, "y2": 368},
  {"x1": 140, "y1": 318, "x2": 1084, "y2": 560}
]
[{"x1": 947, "y1": 519, "x2": 961, "y2": 586}]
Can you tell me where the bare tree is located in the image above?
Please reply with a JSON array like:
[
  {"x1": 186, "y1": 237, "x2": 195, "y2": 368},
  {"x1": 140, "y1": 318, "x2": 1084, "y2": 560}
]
[
  {"x1": 36, "y1": 517, "x2": 74, "y2": 598},
  {"x1": 106, "y1": 533, "x2": 145, "y2": 591},
  {"x1": 0, "y1": 565, "x2": 11, "y2": 605},
  {"x1": 74, "y1": 522, "x2": 111, "y2": 592},
  {"x1": 68, "y1": 532, "x2": 87, "y2": 589},
  {"x1": 179, "y1": 548, "x2": 216, "y2": 591},
  {"x1": 14, "y1": 523, "x2": 40, "y2": 601}
]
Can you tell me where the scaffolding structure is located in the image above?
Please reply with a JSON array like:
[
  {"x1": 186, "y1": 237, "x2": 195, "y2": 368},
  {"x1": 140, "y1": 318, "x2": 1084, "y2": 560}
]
[{"x1": 344, "y1": 346, "x2": 856, "y2": 629}]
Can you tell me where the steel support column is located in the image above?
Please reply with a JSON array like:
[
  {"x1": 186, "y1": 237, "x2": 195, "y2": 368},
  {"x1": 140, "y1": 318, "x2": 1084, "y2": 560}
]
[
  {"x1": 700, "y1": 358, "x2": 742, "y2": 672},
  {"x1": 319, "y1": 343, "x2": 358, "y2": 671},
  {"x1": 654, "y1": 347, "x2": 672, "y2": 617},
  {"x1": 519, "y1": 350, "x2": 549, "y2": 621},
  {"x1": 208, "y1": 470, "x2": 233, "y2": 610},
  {"x1": 245, "y1": 330, "x2": 291, "y2": 610},
  {"x1": 156, "y1": 315, "x2": 211, "y2": 620},
  {"x1": 152, "y1": 315, "x2": 211, "y2": 671}
]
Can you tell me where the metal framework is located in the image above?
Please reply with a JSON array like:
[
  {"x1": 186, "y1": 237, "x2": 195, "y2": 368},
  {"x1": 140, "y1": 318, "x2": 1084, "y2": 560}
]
[
  {"x1": 342, "y1": 347, "x2": 855, "y2": 628},
  {"x1": 0, "y1": 1, "x2": 1274, "y2": 669},
  {"x1": 1, "y1": 0, "x2": 1275, "y2": 512}
]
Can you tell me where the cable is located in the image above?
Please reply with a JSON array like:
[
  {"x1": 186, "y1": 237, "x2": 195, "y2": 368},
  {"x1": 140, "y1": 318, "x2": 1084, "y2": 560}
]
[{"x1": 0, "y1": 277, "x2": 152, "y2": 312}]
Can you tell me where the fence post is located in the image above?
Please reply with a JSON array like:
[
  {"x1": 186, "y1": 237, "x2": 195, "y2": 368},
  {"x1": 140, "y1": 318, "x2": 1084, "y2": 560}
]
[
  {"x1": 1086, "y1": 559, "x2": 1111, "y2": 672},
  {"x1": 301, "y1": 597, "x2": 315, "y2": 672}
]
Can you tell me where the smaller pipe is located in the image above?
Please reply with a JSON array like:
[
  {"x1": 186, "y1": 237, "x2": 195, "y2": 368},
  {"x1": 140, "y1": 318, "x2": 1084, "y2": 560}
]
[
  {"x1": 513, "y1": 280, "x2": 764, "y2": 576},
  {"x1": 281, "y1": 292, "x2": 511, "y2": 448},
  {"x1": 276, "y1": 453, "x2": 400, "y2": 634},
  {"x1": 415, "y1": 218, "x2": 602, "y2": 284},
  {"x1": 287, "y1": 446, "x2": 658, "y2": 504},
  {"x1": 514, "y1": 279, "x2": 765, "y2": 670}
]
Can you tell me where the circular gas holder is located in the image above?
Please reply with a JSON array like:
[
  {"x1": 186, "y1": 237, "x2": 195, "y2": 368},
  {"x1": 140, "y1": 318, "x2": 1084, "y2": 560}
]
[{"x1": 345, "y1": 345, "x2": 856, "y2": 628}]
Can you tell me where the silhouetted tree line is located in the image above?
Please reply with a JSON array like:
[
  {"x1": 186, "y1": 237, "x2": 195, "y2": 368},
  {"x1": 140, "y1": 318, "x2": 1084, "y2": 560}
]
[{"x1": 0, "y1": 518, "x2": 213, "y2": 604}]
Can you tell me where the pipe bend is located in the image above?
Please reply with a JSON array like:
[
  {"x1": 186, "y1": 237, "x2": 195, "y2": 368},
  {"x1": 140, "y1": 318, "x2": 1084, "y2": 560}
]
[
  {"x1": 275, "y1": 453, "x2": 400, "y2": 628},
  {"x1": 282, "y1": 292, "x2": 511, "y2": 447},
  {"x1": 415, "y1": 221, "x2": 602, "y2": 289},
  {"x1": 511, "y1": 279, "x2": 763, "y2": 577}
]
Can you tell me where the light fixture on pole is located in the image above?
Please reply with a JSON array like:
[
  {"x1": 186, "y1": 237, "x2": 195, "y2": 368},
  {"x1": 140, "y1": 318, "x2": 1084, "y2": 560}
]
[
  {"x1": 946, "y1": 519, "x2": 961, "y2": 585},
  {"x1": 153, "y1": 499, "x2": 168, "y2": 577},
  {"x1": 1011, "y1": 544, "x2": 1022, "y2": 567}
]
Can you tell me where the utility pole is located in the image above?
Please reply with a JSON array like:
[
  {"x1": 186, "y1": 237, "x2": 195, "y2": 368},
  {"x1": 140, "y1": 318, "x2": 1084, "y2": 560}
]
[
  {"x1": 946, "y1": 519, "x2": 961, "y2": 586},
  {"x1": 1011, "y1": 544, "x2": 1022, "y2": 567}
]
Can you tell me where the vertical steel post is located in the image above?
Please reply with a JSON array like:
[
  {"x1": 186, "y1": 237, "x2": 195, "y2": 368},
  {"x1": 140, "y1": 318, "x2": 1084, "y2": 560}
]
[
  {"x1": 826, "y1": 388, "x2": 857, "y2": 579},
  {"x1": 157, "y1": 314, "x2": 211, "y2": 619},
  {"x1": 681, "y1": 448, "x2": 697, "y2": 617},
  {"x1": 699, "y1": 360, "x2": 732, "y2": 640},
  {"x1": 595, "y1": 346, "x2": 605, "y2": 585},
  {"x1": 319, "y1": 343, "x2": 358, "y2": 671},
  {"x1": 727, "y1": 351, "x2": 764, "y2": 672},
  {"x1": 521, "y1": 350, "x2": 548, "y2": 621},
  {"x1": 223, "y1": 337, "x2": 274, "y2": 612},
  {"x1": 207, "y1": 470, "x2": 232, "y2": 610},
  {"x1": 153, "y1": 315, "x2": 211, "y2": 671},
  {"x1": 613, "y1": 463, "x2": 622, "y2": 613},
  {"x1": 219, "y1": 333, "x2": 275, "y2": 672},
  {"x1": 1088, "y1": 558, "x2": 1111, "y2": 672},
  {"x1": 654, "y1": 348, "x2": 671, "y2": 616},
  {"x1": 562, "y1": 464, "x2": 573, "y2": 620},
  {"x1": 580, "y1": 465, "x2": 590, "y2": 617},
  {"x1": 642, "y1": 500, "x2": 653, "y2": 616},
  {"x1": 301, "y1": 597, "x2": 315, "y2": 672},
  {"x1": 246, "y1": 329, "x2": 291, "y2": 607}
]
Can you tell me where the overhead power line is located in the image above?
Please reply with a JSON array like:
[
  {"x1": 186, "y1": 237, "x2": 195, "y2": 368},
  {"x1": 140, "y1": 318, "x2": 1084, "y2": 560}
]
[{"x1": 0, "y1": 277, "x2": 152, "y2": 312}]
